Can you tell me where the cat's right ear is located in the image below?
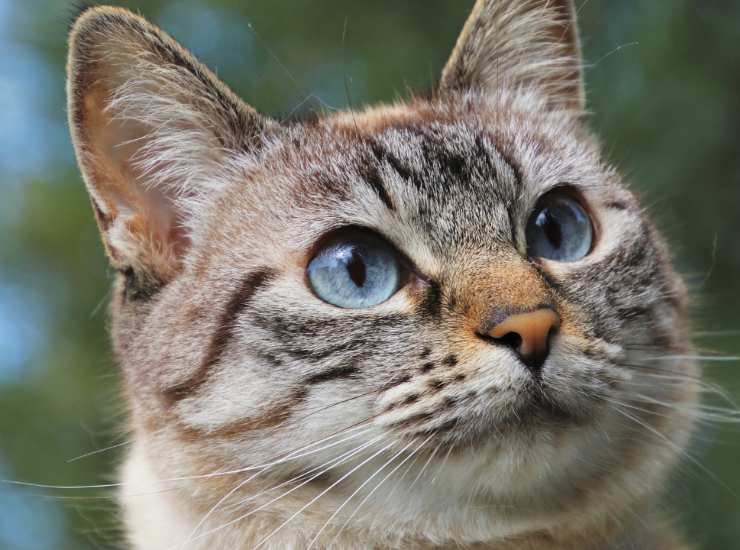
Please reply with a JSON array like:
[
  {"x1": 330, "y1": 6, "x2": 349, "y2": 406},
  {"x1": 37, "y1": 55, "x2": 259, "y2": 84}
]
[{"x1": 67, "y1": 7, "x2": 276, "y2": 288}]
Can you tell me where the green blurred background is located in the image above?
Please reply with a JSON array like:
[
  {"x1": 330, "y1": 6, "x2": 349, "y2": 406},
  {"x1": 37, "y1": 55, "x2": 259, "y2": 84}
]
[{"x1": 0, "y1": 1, "x2": 738, "y2": 548}]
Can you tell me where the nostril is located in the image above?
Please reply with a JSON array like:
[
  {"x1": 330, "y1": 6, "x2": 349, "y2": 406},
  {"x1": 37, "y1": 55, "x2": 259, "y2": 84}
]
[
  {"x1": 478, "y1": 307, "x2": 560, "y2": 375},
  {"x1": 494, "y1": 331, "x2": 523, "y2": 351},
  {"x1": 486, "y1": 331, "x2": 547, "y2": 372},
  {"x1": 475, "y1": 330, "x2": 524, "y2": 355}
]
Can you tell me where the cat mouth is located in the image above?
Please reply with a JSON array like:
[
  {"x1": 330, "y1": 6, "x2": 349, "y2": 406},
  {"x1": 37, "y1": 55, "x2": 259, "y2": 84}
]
[
  {"x1": 406, "y1": 382, "x2": 596, "y2": 451},
  {"x1": 490, "y1": 374, "x2": 593, "y2": 424},
  {"x1": 509, "y1": 387, "x2": 586, "y2": 426}
]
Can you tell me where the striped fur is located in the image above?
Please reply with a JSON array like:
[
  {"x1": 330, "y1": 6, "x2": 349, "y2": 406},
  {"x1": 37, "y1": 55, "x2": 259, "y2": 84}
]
[{"x1": 68, "y1": 2, "x2": 698, "y2": 549}]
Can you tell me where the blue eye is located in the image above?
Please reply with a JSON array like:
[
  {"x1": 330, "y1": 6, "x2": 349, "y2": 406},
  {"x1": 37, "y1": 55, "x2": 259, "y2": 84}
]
[
  {"x1": 526, "y1": 192, "x2": 593, "y2": 262},
  {"x1": 307, "y1": 231, "x2": 404, "y2": 309}
]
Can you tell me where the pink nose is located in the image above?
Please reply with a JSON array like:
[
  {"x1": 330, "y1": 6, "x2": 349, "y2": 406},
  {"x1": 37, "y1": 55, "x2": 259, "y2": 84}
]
[{"x1": 484, "y1": 308, "x2": 560, "y2": 373}]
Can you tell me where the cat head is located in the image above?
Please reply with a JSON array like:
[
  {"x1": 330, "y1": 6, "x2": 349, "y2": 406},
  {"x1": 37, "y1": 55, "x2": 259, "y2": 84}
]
[{"x1": 68, "y1": 1, "x2": 698, "y2": 545}]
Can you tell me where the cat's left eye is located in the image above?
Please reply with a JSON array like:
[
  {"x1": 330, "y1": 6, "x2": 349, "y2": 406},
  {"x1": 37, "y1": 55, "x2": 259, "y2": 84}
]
[
  {"x1": 526, "y1": 190, "x2": 594, "y2": 262},
  {"x1": 307, "y1": 230, "x2": 405, "y2": 309}
]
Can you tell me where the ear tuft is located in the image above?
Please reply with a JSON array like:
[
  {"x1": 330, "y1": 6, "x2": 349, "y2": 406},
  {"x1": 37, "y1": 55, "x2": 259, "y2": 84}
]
[
  {"x1": 67, "y1": 7, "x2": 276, "y2": 288},
  {"x1": 68, "y1": 2, "x2": 102, "y2": 31},
  {"x1": 439, "y1": 0, "x2": 585, "y2": 112}
]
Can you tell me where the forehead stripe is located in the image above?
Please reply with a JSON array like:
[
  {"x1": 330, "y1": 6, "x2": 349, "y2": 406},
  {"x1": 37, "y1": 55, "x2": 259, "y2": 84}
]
[
  {"x1": 358, "y1": 159, "x2": 395, "y2": 211},
  {"x1": 163, "y1": 267, "x2": 277, "y2": 404},
  {"x1": 367, "y1": 138, "x2": 422, "y2": 188}
]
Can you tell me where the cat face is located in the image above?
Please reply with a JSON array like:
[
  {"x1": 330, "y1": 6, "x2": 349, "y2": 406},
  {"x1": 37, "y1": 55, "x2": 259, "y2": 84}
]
[{"x1": 68, "y1": 2, "x2": 699, "y2": 545}]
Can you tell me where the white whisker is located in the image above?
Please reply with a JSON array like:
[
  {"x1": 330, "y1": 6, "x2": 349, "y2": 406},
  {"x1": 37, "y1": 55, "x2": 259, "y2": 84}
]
[
  {"x1": 647, "y1": 355, "x2": 739, "y2": 363},
  {"x1": 307, "y1": 437, "x2": 424, "y2": 549},
  {"x1": 326, "y1": 433, "x2": 435, "y2": 548},
  {"x1": 406, "y1": 441, "x2": 441, "y2": 494},
  {"x1": 66, "y1": 440, "x2": 132, "y2": 463},
  {"x1": 181, "y1": 435, "x2": 385, "y2": 547},
  {"x1": 179, "y1": 426, "x2": 374, "y2": 548},
  {"x1": 253, "y1": 440, "x2": 397, "y2": 550},
  {"x1": 612, "y1": 405, "x2": 737, "y2": 497},
  {"x1": 431, "y1": 440, "x2": 456, "y2": 485}
]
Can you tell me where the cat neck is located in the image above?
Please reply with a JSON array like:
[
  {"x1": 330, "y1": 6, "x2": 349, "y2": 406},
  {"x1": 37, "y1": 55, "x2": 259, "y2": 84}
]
[{"x1": 119, "y1": 441, "x2": 686, "y2": 550}]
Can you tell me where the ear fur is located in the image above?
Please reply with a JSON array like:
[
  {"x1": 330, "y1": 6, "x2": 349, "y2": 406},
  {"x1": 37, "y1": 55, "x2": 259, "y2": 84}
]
[
  {"x1": 67, "y1": 6, "x2": 276, "y2": 285},
  {"x1": 439, "y1": 0, "x2": 585, "y2": 112}
]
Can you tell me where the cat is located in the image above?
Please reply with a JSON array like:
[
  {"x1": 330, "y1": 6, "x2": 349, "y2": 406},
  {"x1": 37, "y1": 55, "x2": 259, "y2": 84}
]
[{"x1": 66, "y1": 1, "x2": 699, "y2": 548}]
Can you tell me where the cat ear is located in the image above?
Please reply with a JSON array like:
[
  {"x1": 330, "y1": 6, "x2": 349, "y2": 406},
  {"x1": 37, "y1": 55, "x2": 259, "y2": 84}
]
[
  {"x1": 439, "y1": 0, "x2": 584, "y2": 112},
  {"x1": 67, "y1": 7, "x2": 277, "y2": 284}
]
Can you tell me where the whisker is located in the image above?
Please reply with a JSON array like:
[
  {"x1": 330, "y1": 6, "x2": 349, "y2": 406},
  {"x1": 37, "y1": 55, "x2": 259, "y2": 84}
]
[
  {"x1": 647, "y1": 355, "x2": 740, "y2": 363},
  {"x1": 327, "y1": 433, "x2": 435, "y2": 547},
  {"x1": 180, "y1": 425, "x2": 375, "y2": 547},
  {"x1": 183, "y1": 435, "x2": 386, "y2": 546},
  {"x1": 252, "y1": 440, "x2": 397, "y2": 550},
  {"x1": 66, "y1": 440, "x2": 132, "y2": 463},
  {"x1": 602, "y1": 396, "x2": 690, "y2": 424},
  {"x1": 624, "y1": 392, "x2": 740, "y2": 424},
  {"x1": 220, "y1": 435, "x2": 381, "y2": 517},
  {"x1": 617, "y1": 361, "x2": 739, "y2": 406},
  {"x1": 1, "y1": 480, "x2": 123, "y2": 491},
  {"x1": 406, "y1": 441, "x2": 441, "y2": 494},
  {"x1": 307, "y1": 436, "x2": 428, "y2": 549},
  {"x1": 616, "y1": 361, "x2": 702, "y2": 380},
  {"x1": 431, "y1": 435, "x2": 457, "y2": 485},
  {"x1": 695, "y1": 330, "x2": 740, "y2": 338},
  {"x1": 4, "y1": 406, "x2": 380, "y2": 494},
  {"x1": 611, "y1": 405, "x2": 737, "y2": 497},
  {"x1": 624, "y1": 343, "x2": 734, "y2": 356},
  {"x1": 590, "y1": 41, "x2": 640, "y2": 69},
  {"x1": 378, "y1": 439, "x2": 428, "y2": 508}
]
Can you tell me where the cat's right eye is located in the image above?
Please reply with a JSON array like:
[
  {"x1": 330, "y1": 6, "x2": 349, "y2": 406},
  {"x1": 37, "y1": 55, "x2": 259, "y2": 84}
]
[{"x1": 307, "y1": 230, "x2": 405, "y2": 309}]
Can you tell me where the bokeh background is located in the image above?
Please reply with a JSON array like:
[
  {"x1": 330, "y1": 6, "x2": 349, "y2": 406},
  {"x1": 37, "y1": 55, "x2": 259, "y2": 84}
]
[{"x1": 0, "y1": 1, "x2": 738, "y2": 548}]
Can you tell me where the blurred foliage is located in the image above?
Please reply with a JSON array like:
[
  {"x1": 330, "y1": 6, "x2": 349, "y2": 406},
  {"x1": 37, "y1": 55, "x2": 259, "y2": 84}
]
[{"x1": 0, "y1": 1, "x2": 738, "y2": 548}]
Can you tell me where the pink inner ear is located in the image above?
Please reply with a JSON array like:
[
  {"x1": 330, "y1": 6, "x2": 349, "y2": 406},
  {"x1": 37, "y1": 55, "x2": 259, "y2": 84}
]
[
  {"x1": 82, "y1": 91, "x2": 191, "y2": 279},
  {"x1": 69, "y1": 7, "x2": 272, "y2": 280},
  {"x1": 144, "y1": 186, "x2": 192, "y2": 261}
]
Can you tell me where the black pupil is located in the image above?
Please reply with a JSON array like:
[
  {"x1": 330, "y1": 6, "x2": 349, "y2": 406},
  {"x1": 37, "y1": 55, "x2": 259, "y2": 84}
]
[
  {"x1": 346, "y1": 249, "x2": 367, "y2": 287},
  {"x1": 540, "y1": 209, "x2": 563, "y2": 249}
]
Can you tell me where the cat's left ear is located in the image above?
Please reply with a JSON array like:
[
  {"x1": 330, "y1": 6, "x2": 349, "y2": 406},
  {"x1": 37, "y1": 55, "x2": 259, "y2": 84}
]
[
  {"x1": 439, "y1": 0, "x2": 584, "y2": 112},
  {"x1": 67, "y1": 7, "x2": 277, "y2": 285}
]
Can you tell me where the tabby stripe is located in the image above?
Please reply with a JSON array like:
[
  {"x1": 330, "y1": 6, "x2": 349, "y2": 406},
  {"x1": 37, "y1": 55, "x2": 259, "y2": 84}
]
[
  {"x1": 418, "y1": 280, "x2": 443, "y2": 319},
  {"x1": 178, "y1": 387, "x2": 309, "y2": 439},
  {"x1": 163, "y1": 268, "x2": 277, "y2": 404},
  {"x1": 205, "y1": 388, "x2": 308, "y2": 438},
  {"x1": 361, "y1": 164, "x2": 395, "y2": 211},
  {"x1": 606, "y1": 200, "x2": 629, "y2": 211},
  {"x1": 380, "y1": 374, "x2": 411, "y2": 392},
  {"x1": 304, "y1": 365, "x2": 359, "y2": 385},
  {"x1": 489, "y1": 135, "x2": 523, "y2": 188},
  {"x1": 367, "y1": 138, "x2": 419, "y2": 188}
]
